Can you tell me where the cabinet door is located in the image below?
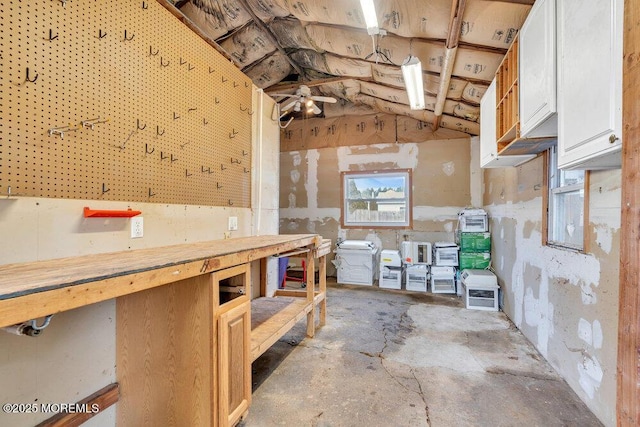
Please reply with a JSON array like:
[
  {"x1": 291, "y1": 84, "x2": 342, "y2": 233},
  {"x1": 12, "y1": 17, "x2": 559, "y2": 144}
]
[
  {"x1": 218, "y1": 298, "x2": 251, "y2": 427},
  {"x1": 480, "y1": 79, "x2": 498, "y2": 166},
  {"x1": 557, "y1": 0, "x2": 622, "y2": 169},
  {"x1": 519, "y1": 0, "x2": 557, "y2": 138}
]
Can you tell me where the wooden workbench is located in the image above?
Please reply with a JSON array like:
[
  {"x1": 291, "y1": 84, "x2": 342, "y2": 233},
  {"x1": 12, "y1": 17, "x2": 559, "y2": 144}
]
[{"x1": 0, "y1": 234, "x2": 330, "y2": 427}]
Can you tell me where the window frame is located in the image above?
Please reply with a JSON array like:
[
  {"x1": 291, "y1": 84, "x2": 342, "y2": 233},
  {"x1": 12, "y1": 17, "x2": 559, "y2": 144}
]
[
  {"x1": 340, "y1": 169, "x2": 413, "y2": 229},
  {"x1": 544, "y1": 146, "x2": 590, "y2": 252}
]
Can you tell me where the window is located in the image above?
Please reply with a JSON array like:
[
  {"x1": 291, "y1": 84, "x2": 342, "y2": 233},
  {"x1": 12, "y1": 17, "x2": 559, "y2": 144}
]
[
  {"x1": 341, "y1": 170, "x2": 412, "y2": 228},
  {"x1": 547, "y1": 146, "x2": 586, "y2": 250}
]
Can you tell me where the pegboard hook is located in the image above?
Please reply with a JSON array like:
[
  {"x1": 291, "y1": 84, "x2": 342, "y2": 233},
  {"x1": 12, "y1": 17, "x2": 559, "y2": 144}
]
[
  {"x1": 124, "y1": 30, "x2": 135, "y2": 41},
  {"x1": 160, "y1": 151, "x2": 168, "y2": 160},
  {"x1": 160, "y1": 57, "x2": 170, "y2": 67},
  {"x1": 180, "y1": 57, "x2": 187, "y2": 66},
  {"x1": 98, "y1": 29, "x2": 107, "y2": 39},
  {"x1": 217, "y1": 183, "x2": 223, "y2": 189},
  {"x1": 215, "y1": 97, "x2": 220, "y2": 104},
  {"x1": 24, "y1": 67, "x2": 39, "y2": 84},
  {"x1": 229, "y1": 129, "x2": 239, "y2": 139},
  {"x1": 209, "y1": 67, "x2": 215, "y2": 74},
  {"x1": 203, "y1": 118, "x2": 209, "y2": 125},
  {"x1": 149, "y1": 46, "x2": 159, "y2": 56},
  {"x1": 233, "y1": 81, "x2": 239, "y2": 88},
  {"x1": 221, "y1": 164, "x2": 227, "y2": 171},
  {"x1": 228, "y1": 200, "x2": 234, "y2": 206},
  {"x1": 186, "y1": 169, "x2": 192, "y2": 177},
  {"x1": 145, "y1": 143, "x2": 155, "y2": 154},
  {"x1": 171, "y1": 154, "x2": 178, "y2": 163},
  {"x1": 156, "y1": 126, "x2": 164, "y2": 137},
  {"x1": 231, "y1": 158, "x2": 241, "y2": 164},
  {"x1": 142, "y1": 1, "x2": 148, "y2": 9},
  {"x1": 102, "y1": 183, "x2": 110, "y2": 194},
  {"x1": 244, "y1": 167, "x2": 250, "y2": 174},
  {"x1": 240, "y1": 104, "x2": 248, "y2": 112},
  {"x1": 148, "y1": 188, "x2": 156, "y2": 198},
  {"x1": 137, "y1": 119, "x2": 146, "y2": 130},
  {"x1": 188, "y1": 64, "x2": 195, "y2": 71},
  {"x1": 47, "y1": 29, "x2": 59, "y2": 41},
  {"x1": 242, "y1": 150, "x2": 248, "y2": 156}
]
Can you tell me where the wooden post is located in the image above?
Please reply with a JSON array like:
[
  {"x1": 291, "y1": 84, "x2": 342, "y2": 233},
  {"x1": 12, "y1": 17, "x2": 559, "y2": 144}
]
[
  {"x1": 617, "y1": 1, "x2": 640, "y2": 424},
  {"x1": 318, "y1": 254, "x2": 327, "y2": 326},
  {"x1": 306, "y1": 249, "x2": 315, "y2": 338}
]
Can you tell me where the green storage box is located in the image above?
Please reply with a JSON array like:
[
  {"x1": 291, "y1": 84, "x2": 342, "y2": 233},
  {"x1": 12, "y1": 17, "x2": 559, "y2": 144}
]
[
  {"x1": 459, "y1": 232, "x2": 491, "y2": 252},
  {"x1": 459, "y1": 252, "x2": 491, "y2": 270}
]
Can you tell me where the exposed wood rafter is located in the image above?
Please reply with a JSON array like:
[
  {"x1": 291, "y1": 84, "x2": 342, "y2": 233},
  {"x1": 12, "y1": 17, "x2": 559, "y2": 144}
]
[{"x1": 432, "y1": 0, "x2": 466, "y2": 131}]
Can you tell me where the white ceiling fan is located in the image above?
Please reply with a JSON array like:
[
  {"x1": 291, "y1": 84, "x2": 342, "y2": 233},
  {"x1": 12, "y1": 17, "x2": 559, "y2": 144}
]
[{"x1": 271, "y1": 85, "x2": 337, "y2": 124}]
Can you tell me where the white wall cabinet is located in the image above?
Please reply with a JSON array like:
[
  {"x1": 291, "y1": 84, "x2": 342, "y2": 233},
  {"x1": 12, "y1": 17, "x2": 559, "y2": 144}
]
[
  {"x1": 519, "y1": 0, "x2": 557, "y2": 139},
  {"x1": 481, "y1": 79, "x2": 534, "y2": 168},
  {"x1": 557, "y1": 0, "x2": 623, "y2": 169}
]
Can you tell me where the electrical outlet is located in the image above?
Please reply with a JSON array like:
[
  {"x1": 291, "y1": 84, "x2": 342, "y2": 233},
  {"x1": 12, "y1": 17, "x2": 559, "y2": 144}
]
[
  {"x1": 228, "y1": 216, "x2": 238, "y2": 231},
  {"x1": 131, "y1": 217, "x2": 144, "y2": 238}
]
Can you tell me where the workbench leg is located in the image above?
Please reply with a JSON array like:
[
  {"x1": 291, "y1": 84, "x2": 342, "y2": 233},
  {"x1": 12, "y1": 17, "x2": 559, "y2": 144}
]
[
  {"x1": 306, "y1": 251, "x2": 315, "y2": 338},
  {"x1": 319, "y1": 254, "x2": 327, "y2": 327}
]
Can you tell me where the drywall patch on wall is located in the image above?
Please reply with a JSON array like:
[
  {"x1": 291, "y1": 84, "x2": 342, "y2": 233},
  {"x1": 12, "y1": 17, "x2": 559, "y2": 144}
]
[
  {"x1": 593, "y1": 224, "x2": 613, "y2": 254},
  {"x1": 290, "y1": 169, "x2": 301, "y2": 184},
  {"x1": 577, "y1": 318, "x2": 604, "y2": 350},
  {"x1": 442, "y1": 161, "x2": 455, "y2": 176},
  {"x1": 336, "y1": 143, "x2": 419, "y2": 171},
  {"x1": 578, "y1": 318, "x2": 593, "y2": 346},
  {"x1": 280, "y1": 208, "x2": 341, "y2": 222},
  {"x1": 578, "y1": 354, "x2": 604, "y2": 400},
  {"x1": 306, "y1": 149, "x2": 320, "y2": 209},
  {"x1": 288, "y1": 193, "x2": 297, "y2": 209},
  {"x1": 413, "y1": 206, "x2": 461, "y2": 221},
  {"x1": 580, "y1": 281, "x2": 597, "y2": 305},
  {"x1": 486, "y1": 198, "x2": 601, "y2": 358}
]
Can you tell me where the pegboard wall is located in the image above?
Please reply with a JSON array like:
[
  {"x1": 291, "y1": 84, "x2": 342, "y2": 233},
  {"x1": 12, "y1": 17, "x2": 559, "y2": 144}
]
[{"x1": 0, "y1": 0, "x2": 253, "y2": 207}]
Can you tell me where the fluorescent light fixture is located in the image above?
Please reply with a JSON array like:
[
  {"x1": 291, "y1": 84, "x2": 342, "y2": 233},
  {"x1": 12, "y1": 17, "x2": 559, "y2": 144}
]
[
  {"x1": 401, "y1": 55, "x2": 425, "y2": 110},
  {"x1": 359, "y1": 0, "x2": 379, "y2": 35}
]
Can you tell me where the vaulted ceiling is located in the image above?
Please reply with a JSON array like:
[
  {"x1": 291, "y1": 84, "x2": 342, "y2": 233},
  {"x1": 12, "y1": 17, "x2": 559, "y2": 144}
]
[{"x1": 174, "y1": 0, "x2": 534, "y2": 136}]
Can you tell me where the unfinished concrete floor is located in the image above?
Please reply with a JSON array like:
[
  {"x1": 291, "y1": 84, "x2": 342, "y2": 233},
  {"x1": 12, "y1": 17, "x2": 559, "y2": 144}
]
[{"x1": 243, "y1": 280, "x2": 602, "y2": 427}]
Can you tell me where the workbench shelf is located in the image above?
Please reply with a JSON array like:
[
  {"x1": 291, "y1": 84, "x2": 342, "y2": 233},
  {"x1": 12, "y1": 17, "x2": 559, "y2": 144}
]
[{"x1": 0, "y1": 234, "x2": 329, "y2": 427}]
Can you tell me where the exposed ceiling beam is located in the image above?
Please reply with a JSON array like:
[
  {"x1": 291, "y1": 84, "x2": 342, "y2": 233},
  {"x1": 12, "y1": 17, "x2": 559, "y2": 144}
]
[
  {"x1": 432, "y1": 0, "x2": 467, "y2": 131},
  {"x1": 264, "y1": 76, "x2": 373, "y2": 94},
  {"x1": 485, "y1": 0, "x2": 534, "y2": 4},
  {"x1": 235, "y1": 0, "x2": 307, "y2": 79}
]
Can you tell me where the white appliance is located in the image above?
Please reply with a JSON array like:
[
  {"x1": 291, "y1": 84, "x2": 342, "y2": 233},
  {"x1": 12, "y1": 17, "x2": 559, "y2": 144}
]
[
  {"x1": 460, "y1": 269, "x2": 499, "y2": 311},
  {"x1": 430, "y1": 266, "x2": 456, "y2": 294},
  {"x1": 433, "y1": 242, "x2": 459, "y2": 267},
  {"x1": 401, "y1": 241, "x2": 432, "y2": 265},
  {"x1": 406, "y1": 264, "x2": 429, "y2": 292},
  {"x1": 334, "y1": 240, "x2": 378, "y2": 286},
  {"x1": 379, "y1": 249, "x2": 403, "y2": 289},
  {"x1": 458, "y1": 208, "x2": 488, "y2": 232}
]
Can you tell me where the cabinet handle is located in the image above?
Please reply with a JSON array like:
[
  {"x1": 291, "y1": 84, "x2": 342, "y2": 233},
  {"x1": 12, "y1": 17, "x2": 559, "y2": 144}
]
[{"x1": 609, "y1": 134, "x2": 619, "y2": 144}]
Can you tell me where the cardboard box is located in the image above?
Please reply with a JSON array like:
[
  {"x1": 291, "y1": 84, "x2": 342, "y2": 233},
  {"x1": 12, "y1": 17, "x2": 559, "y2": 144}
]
[
  {"x1": 459, "y1": 232, "x2": 491, "y2": 252},
  {"x1": 459, "y1": 252, "x2": 491, "y2": 270}
]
